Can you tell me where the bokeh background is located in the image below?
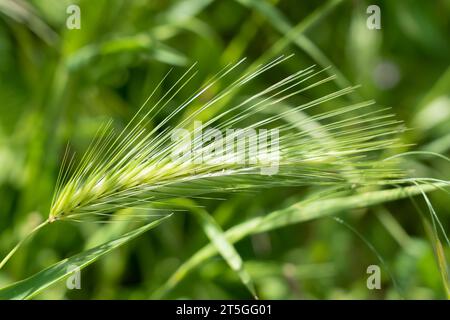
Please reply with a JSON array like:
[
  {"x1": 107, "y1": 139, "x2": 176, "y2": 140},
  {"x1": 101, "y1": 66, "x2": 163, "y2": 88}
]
[{"x1": 0, "y1": 0, "x2": 449, "y2": 299}]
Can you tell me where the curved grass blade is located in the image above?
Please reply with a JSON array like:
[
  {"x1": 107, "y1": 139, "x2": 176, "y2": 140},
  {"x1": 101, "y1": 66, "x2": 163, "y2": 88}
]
[
  {"x1": 159, "y1": 0, "x2": 215, "y2": 24},
  {"x1": 49, "y1": 60, "x2": 405, "y2": 223},
  {"x1": 0, "y1": 220, "x2": 48, "y2": 270},
  {"x1": 179, "y1": 199, "x2": 258, "y2": 298},
  {"x1": 0, "y1": 214, "x2": 171, "y2": 300},
  {"x1": 153, "y1": 183, "x2": 445, "y2": 297},
  {"x1": 236, "y1": 0, "x2": 354, "y2": 92},
  {"x1": 332, "y1": 216, "x2": 404, "y2": 297},
  {"x1": 194, "y1": 0, "x2": 345, "y2": 123},
  {"x1": 0, "y1": 0, "x2": 59, "y2": 45},
  {"x1": 67, "y1": 35, "x2": 187, "y2": 70}
]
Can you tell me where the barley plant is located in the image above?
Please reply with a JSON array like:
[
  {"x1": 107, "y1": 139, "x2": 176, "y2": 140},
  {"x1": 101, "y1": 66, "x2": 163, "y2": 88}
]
[{"x1": 0, "y1": 0, "x2": 449, "y2": 299}]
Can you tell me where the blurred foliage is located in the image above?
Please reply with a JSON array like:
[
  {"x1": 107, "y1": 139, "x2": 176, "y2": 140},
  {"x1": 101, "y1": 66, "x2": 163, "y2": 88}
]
[{"x1": 0, "y1": 0, "x2": 449, "y2": 299}]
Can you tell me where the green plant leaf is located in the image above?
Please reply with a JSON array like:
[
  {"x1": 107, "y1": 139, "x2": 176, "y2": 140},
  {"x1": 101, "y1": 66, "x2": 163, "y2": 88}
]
[
  {"x1": 67, "y1": 35, "x2": 188, "y2": 70},
  {"x1": 181, "y1": 200, "x2": 257, "y2": 299},
  {"x1": 154, "y1": 183, "x2": 445, "y2": 297},
  {"x1": 0, "y1": 0, "x2": 59, "y2": 45},
  {"x1": 159, "y1": 0, "x2": 215, "y2": 24},
  {"x1": 236, "y1": 0, "x2": 354, "y2": 92},
  {"x1": 0, "y1": 214, "x2": 172, "y2": 300}
]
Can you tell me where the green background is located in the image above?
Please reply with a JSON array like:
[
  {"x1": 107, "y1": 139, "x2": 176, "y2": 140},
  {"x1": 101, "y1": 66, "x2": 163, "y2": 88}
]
[{"x1": 0, "y1": 0, "x2": 449, "y2": 299}]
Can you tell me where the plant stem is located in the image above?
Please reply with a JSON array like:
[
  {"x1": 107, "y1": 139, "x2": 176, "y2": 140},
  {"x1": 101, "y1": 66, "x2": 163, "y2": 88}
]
[
  {"x1": 154, "y1": 183, "x2": 447, "y2": 297},
  {"x1": 0, "y1": 219, "x2": 49, "y2": 270}
]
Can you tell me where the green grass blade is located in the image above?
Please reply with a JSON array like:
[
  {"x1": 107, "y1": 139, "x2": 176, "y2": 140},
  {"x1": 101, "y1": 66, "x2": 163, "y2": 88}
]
[
  {"x1": 236, "y1": 0, "x2": 354, "y2": 91},
  {"x1": 189, "y1": 204, "x2": 258, "y2": 298},
  {"x1": 417, "y1": 66, "x2": 450, "y2": 108},
  {"x1": 0, "y1": 0, "x2": 59, "y2": 45},
  {"x1": 154, "y1": 183, "x2": 444, "y2": 297},
  {"x1": 376, "y1": 206, "x2": 412, "y2": 251},
  {"x1": 436, "y1": 238, "x2": 450, "y2": 299},
  {"x1": 191, "y1": 0, "x2": 345, "y2": 124},
  {"x1": 159, "y1": 0, "x2": 215, "y2": 24},
  {"x1": 0, "y1": 215, "x2": 172, "y2": 300},
  {"x1": 411, "y1": 197, "x2": 450, "y2": 299},
  {"x1": 0, "y1": 220, "x2": 48, "y2": 270},
  {"x1": 67, "y1": 35, "x2": 188, "y2": 70}
]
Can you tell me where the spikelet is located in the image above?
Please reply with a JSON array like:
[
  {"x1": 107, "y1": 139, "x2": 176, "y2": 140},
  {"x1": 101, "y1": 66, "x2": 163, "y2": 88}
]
[{"x1": 50, "y1": 57, "x2": 405, "y2": 222}]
